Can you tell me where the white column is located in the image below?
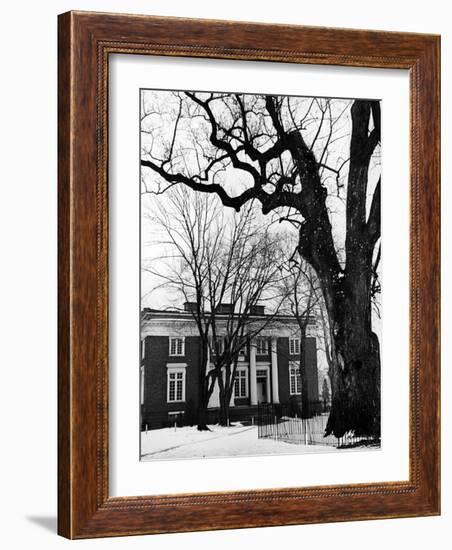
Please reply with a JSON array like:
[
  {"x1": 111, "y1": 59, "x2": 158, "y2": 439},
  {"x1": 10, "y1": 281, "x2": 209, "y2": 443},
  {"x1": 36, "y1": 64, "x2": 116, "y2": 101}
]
[
  {"x1": 271, "y1": 337, "x2": 280, "y2": 404},
  {"x1": 209, "y1": 377, "x2": 220, "y2": 408},
  {"x1": 208, "y1": 360, "x2": 220, "y2": 408},
  {"x1": 250, "y1": 340, "x2": 258, "y2": 405},
  {"x1": 265, "y1": 368, "x2": 271, "y2": 404}
]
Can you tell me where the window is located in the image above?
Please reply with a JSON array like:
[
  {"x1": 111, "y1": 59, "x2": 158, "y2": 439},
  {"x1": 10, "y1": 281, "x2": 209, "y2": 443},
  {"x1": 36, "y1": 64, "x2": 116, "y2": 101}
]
[
  {"x1": 256, "y1": 337, "x2": 268, "y2": 355},
  {"x1": 234, "y1": 369, "x2": 248, "y2": 398},
  {"x1": 238, "y1": 345, "x2": 246, "y2": 356},
  {"x1": 289, "y1": 337, "x2": 300, "y2": 355},
  {"x1": 209, "y1": 336, "x2": 224, "y2": 355},
  {"x1": 169, "y1": 337, "x2": 184, "y2": 356},
  {"x1": 168, "y1": 411, "x2": 184, "y2": 423},
  {"x1": 289, "y1": 362, "x2": 301, "y2": 395},
  {"x1": 167, "y1": 367, "x2": 186, "y2": 402}
]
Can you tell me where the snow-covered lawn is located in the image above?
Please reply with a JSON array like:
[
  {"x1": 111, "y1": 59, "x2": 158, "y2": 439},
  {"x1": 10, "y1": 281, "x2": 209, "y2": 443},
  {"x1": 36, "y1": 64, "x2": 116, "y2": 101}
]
[{"x1": 140, "y1": 424, "x2": 339, "y2": 460}]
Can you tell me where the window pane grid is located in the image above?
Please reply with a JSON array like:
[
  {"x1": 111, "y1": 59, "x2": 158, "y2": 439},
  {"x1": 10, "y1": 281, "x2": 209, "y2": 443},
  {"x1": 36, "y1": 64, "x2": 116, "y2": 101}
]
[
  {"x1": 167, "y1": 369, "x2": 185, "y2": 402},
  {"x1": 169, "y1": 337, "x2": 184, "y2": 356},
  {"x1": 290, "y1": 366, "x2": 301, "y2": 395},
  {"x1": 176, "y1": 379, "x2": 183, "y2": 401},
  {"x1": 169, "y1": 379, "x2": 176, "y2": 401},
  {"x1": 234, "y1": 370, "x2": 248, "y2": 398},
  {"x1": 256, "y1": 338, "x2": 268, "y2": 354},
  {"x1": 289, "y1": 338, "x2": 300, "y2": 355}
]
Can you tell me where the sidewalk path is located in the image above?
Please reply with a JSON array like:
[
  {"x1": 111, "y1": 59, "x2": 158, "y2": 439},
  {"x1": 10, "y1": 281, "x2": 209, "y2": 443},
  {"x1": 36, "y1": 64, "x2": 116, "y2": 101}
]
[{"x1": 141, "y1": 424, "x2": 338, "y2": 460}]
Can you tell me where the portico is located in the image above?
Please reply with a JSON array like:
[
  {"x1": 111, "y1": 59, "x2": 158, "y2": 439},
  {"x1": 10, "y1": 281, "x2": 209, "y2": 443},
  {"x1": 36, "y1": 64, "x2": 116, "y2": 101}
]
[
  {"x1": 249, "y1": 337, "x2": 279, "y2": 405},
  {"x1": 140, "y1": 305, "x2": 320, "y2": 428}
]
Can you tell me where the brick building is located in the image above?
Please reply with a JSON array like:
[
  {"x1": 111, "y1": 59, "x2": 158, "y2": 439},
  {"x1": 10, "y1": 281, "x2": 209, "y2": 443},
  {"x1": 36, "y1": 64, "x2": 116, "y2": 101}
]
[{"x1": 140, "y1": 304, "x2": 320, "y2": 429}]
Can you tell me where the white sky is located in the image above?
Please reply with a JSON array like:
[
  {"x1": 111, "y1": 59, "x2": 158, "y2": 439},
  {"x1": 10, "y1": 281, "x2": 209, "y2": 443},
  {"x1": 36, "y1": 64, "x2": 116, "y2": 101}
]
[{"x1": 140, "y1": 89, "x2": 381, "y2": 332}]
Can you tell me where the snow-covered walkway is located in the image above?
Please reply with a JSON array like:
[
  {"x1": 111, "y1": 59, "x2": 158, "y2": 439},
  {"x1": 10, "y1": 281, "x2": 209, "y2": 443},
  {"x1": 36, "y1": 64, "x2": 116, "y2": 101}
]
[{"x1": 140, "y1": 424, "x2": 339, "y2": 460}]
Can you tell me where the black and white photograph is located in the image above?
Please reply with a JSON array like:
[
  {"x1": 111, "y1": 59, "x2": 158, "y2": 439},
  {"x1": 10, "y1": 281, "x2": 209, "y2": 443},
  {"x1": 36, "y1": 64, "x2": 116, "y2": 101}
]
[
  {"x1": 1, "y1": 0, "x2": 445, "y2": 546},
  {"x1": 139, "y1": 89, "x2": 382, "y2": 460}
]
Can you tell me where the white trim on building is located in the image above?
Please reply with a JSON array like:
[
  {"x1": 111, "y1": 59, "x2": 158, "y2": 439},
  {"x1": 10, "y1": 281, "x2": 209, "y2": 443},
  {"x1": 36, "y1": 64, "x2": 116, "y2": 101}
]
[
  {"x1": 289, "y1": 360, "x2": 302, "y2": 395},
  {"x1": 169, "y1": 336, "x2": 185, "y2": 357},
  {"x1": 256, "y1": 336, "x2": 269, "y2": 355},
  {"x1": 234, "y1": 366, "x2": 249, "y2": 398},
  {"x1": 289, "y1": 337, "x2": 301, "y2": 356},
  {"x1": 166, "y1": 363, "x2": 187, "y2": 402}
]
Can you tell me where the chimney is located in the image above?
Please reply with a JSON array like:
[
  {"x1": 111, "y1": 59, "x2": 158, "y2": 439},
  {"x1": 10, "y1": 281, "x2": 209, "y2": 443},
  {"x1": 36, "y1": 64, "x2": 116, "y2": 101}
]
[
  {"x1": 215, "y1": 303, "x2": 234, "y2": 314},
  {"x1": 184, "y1": 301, "x2": 198, "y2": 312},
  {"x1": 251, "y1": 305, "x2": 265, "y2": 315}
]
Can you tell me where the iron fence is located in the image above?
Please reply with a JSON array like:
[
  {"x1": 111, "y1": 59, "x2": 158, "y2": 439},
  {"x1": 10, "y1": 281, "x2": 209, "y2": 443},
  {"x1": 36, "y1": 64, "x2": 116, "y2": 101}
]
[{"x1": 257, "y1": 403, "x2": 371, "y2": 448}]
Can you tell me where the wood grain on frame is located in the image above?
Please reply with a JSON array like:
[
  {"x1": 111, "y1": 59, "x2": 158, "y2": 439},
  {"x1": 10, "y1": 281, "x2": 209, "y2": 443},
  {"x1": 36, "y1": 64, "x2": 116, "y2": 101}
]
[{"x1": 57, "y1": 10, "x2": 440, "y2": 539}]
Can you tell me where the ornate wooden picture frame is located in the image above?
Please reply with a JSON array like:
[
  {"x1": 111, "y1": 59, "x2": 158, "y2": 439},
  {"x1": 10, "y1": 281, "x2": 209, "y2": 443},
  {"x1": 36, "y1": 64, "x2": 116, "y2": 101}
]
[{"x1": 58, "y1": 11, "x2": 440, "y2": 539}]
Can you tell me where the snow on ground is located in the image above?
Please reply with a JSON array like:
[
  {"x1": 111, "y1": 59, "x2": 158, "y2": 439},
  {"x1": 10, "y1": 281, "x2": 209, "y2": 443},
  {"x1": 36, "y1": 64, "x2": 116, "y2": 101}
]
[{"x1": 140, "y1": 424, "x2": 339, "y2": 460}]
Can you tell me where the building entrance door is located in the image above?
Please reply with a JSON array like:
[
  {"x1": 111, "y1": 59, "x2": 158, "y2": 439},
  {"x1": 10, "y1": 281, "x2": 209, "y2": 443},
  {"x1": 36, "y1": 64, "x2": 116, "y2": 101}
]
[{"x1": 257, "y1": 376, "x2": 268, "y2": 403}]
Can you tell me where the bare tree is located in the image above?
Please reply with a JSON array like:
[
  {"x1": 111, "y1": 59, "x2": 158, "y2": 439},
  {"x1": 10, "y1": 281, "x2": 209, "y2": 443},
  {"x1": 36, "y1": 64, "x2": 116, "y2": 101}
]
[
  {"x1": 277, "y1": 233, "x2": 322, "y2": 418},
  {"x1": 141, "y1": 91, "x2": 381, "y2": 438},
  {"x1": 206, "y1": 213, "x2": 287, "y2": 426},
  {"x1": 143, "y1": 185, "x2": 286, "y2": 428},
  {"x1": 143, "y1": 187, "x2": 220, "y2": 430},
  {"x1": 322, "y1": 378, "x2": 331, "y2": 413}
]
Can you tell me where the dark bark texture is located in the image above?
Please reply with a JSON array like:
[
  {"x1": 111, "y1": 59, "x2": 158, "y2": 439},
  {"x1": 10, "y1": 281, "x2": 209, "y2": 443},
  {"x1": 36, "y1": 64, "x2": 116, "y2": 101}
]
[
  {"x1": 323, "y1": 101, "x2": 381, "y2": 437},
  {"x1": 294, "y1": 100, "x2": 381, "y2": 437},
  {"x1": 141, "y1": 94, "x2": 382, "y2": 438}
]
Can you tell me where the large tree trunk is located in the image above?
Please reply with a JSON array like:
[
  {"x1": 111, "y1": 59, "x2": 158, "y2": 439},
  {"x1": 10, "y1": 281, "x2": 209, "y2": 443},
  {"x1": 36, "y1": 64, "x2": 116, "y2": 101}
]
[
  {"x1": 298, "y1": 324, "x2": 312, "y2": 419},
  {"x1": 323, "y1": 270, "x2": 381, "y2": 438},
  {"x1": 217, "y1": 361, "x2": 237, "y2": 426},
  {"x1": 218, "y1": 375, "x2": 233, "y2": 426},
  {"x1": 197, "y1": 398, "x2": 210, "y2": 431},
  {"x1": 197, "y1": 341, "x2": 211, "y2": 431},
  {"x1": 296, "y1": 100, "x2": 381, "y2": 439},
  {"x1": 218, "y1": 391, "x2": 230, "y2": 426},
  {"x1": 215, "y1": 365, "x2": 230, "y2": 426},
  {"x1": 322, "y1": 100, "x2": 381, "y2": 438},
  {"x1": 198, "y1": 388, "x2": 209, "y2": 432}
]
